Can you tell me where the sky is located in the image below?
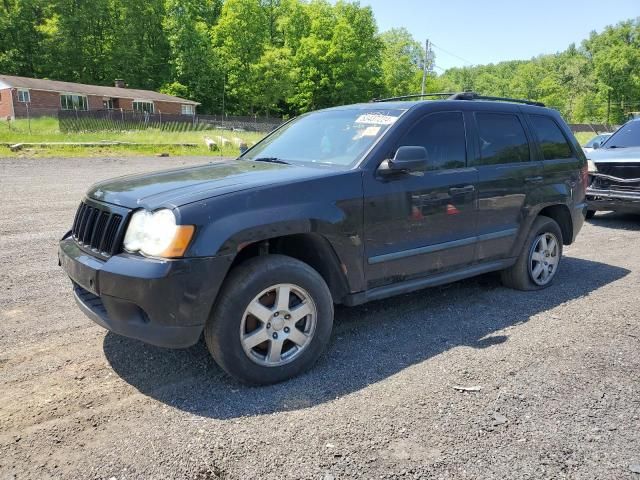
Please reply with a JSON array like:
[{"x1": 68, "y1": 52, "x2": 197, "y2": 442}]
[{"x1": 359, "y1": 0, "x2": 639, "y2": 71}]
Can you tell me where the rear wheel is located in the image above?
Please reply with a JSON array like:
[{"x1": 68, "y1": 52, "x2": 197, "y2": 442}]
[
  {"x1": 586, "y1": 209, "x2": 596, "y2": 219},
  {"x1": 205, "y1": 255, "x2": 333, "y2": 385},
  {"x1": 501, "y1": 215, "x2": 563, "y2": 291}
]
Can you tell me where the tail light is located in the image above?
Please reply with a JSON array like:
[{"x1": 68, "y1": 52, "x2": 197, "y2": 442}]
[{"x1": 581, "y1": 163, "x2": 589, "y2": 194}]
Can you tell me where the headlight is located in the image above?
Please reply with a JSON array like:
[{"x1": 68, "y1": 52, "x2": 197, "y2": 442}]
[
  {"x1": 123, "y1": 209, "x2": 194, "y2": 258},
  {"x1": 587, "y1": 160, "x2": 597, "y2": 173}
]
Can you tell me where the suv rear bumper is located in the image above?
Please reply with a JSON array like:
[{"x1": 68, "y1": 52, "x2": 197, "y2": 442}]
[{"x1": 58, "y1": 234, "x2": 233, "y2": 348}]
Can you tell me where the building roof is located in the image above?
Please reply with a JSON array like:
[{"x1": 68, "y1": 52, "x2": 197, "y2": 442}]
[{"x1": 0, "y1": 74, "x2": 200, "y2": 105}]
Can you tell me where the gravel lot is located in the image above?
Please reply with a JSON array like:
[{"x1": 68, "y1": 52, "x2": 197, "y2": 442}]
[{"x1": 1, "y1": 156, "x2": 639, "y2": 480}]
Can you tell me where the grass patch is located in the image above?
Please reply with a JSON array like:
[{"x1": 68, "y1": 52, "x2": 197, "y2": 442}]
[
  {"x1": 0, "y1": 117, "x2": 266, "y2": 158},
  {"x1": 574, "y1": 132, "x2": 596, "y2": 145}
]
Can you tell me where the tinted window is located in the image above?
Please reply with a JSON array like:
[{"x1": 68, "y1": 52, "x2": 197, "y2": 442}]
[
  {"x1": 397, "y1": 111, "x2": 466, "y2": 170},
  {"x1": 475, "y1": 113, "x2": 530, "y2": 165},
  {"x1": 530, "y1": 115, "x2": 573, "y2": 159}
]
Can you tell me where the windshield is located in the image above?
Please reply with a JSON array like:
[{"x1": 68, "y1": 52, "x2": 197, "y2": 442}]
[
  {"x1": 603, "y1": 121, "x2": 640, "y2": 148},
  {"x1": 243, "y1": 108, "x2": 405, "y2": 167}
]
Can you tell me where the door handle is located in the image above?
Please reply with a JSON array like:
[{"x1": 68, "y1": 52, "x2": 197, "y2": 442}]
[
  {"x1": 449, "y1": 185, "x2": 475, "y2": 195},
  {"x1": 525, "y1": 176, "x2": 544, "y2": 184}
]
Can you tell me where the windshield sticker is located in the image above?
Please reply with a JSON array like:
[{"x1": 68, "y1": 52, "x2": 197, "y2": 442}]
[
  {"x1": 360, "y1": 126, "x2": 382, "y2": 137},
  {"x1": 355, "y1": 113, "x2": 399, "y2": 125}
]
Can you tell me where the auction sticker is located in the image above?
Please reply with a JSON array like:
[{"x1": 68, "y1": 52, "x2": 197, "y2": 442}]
[{"x1": 355, "y1": 113, "x2": 399, "y2": 125}]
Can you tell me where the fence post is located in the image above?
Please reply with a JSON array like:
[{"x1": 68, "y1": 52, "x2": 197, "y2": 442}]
[{"x1": 26, "y1": 103, "x2": 31, "y2": 135}]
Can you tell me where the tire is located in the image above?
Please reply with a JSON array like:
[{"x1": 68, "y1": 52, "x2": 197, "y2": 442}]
[
  {"x1": 500, "y1": 215, "x2": 563, "y2": 291},
  {"x1": 586, "y1": 209, "x2": 596, "y2": 220},
  {"x1": 204, "y1": 254, "x2": 334, "y2": 385}
]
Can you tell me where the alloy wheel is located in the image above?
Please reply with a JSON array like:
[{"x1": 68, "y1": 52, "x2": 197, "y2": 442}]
[
  {"x1": 528, "y1": 232, "x2": 560, "y2": 286},
  {"x1": 239, "y1": 283, "x2": 317, "y2": 367}
]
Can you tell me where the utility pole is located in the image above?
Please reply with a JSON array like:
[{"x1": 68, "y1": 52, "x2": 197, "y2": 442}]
[{"x1": 421, "y1": 39, "x2": 433, "y2": 96}]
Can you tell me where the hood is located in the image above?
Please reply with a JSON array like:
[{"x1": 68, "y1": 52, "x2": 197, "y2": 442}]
[
  {"x1": 87, "y1": 160, "x2": 337, "y2": 209},
  {"x1": 588, "y1": 146, "x2": 640, "y2": 163}
]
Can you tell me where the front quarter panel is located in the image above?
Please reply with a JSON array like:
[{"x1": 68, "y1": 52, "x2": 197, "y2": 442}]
[{"x1": 178, "y1": 170, "x2": 365, "y2": 290}]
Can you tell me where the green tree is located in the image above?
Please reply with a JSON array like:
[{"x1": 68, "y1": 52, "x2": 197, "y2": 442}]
[
  {"x1": 289, "y1": 0, "x2": 383, "y2": 112},
  {"x1": 44, "y1": 0, "x2": 116, "y2": 83},
  {"x1": 0, "y1": 0, "x2": 49, "y2": 77},
  {"x1": 379, "y1": 28, "x2": 423, "y2": 98},
  {"x1": 110, "y1": 0, "x2": 170, "y2": 90},
  {"x1": 164, "y1": 0, "x2": 222, "y2": 113},
  {"x1": 212, "y1": 0, "x2": 268, "y2": 113},
  {"x1": 251, "y1": 46, "x2": 295, "y2": 116}
]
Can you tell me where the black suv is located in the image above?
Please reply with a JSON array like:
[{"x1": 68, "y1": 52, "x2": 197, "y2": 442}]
[{"x1": 59, "y1": 93, "x2": 588, "y2": 384}]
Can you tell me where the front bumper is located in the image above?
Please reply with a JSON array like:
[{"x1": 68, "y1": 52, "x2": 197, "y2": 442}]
[
  {"x1": 586, "y1": 187, "x2": 640, "y2": 213},
  {"x1": 59, "y1": 234, "x2": 233, "y2": 348}
]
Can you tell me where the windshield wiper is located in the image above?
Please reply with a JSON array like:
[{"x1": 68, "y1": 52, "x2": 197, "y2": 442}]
[
  {"x1": 251, "y1": 157, "x2": 290, "y2": 165},
  {"x1": 607, "y1": 145, "x2": 626, "y2": 149}
]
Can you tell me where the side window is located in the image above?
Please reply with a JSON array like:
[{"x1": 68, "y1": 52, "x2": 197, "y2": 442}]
[
  {"x1": 397, "y1": 111, "x2": 466, "y2": 171},
  {"x1": 475, "y1": 113, "x2": 530, "y2": 165},
  {"x1": 529, "y1": 115, "x2": 574, "y2": 160}
]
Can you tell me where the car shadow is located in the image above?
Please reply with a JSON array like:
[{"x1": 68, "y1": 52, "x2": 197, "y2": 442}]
[
  {"x1": 588, "y1": 211, "x2": 640, "y2": 231},
  {"x1": 103, "y1": 256, "x2": 629, "y2": 419}
]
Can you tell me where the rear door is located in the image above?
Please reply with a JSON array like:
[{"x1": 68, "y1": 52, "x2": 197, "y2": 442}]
[
  {"x1": 363, "y1": 110, "x2": 478, "y2": 288},
  {"x1": 527, "y1": 114, "x2": 584, "y2": 206},
  {"x1": 471, "y1": 110, "x2": 543, "y2": 262}
]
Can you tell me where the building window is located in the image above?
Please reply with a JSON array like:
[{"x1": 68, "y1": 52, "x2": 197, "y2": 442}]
[
  {"x1": 17, "y1": 89, "x2": 30, "y2": 103},
  {"x1": 60, "y1": 94, "x2": 88, "y2": 111},
  {"x1": 133, "y1": 100, "x2": 154, "y2": 113},
  {"x1": 181, "y1": 104, "x2": 195, "y2": 115},
  {"x1": 103, "y1": 98, "x2": 114, "y2": 110}
]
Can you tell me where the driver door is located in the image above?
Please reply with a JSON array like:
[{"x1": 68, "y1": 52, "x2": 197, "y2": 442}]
[{"x1": 362, "y1": 111, "x2": 478, "y2": 288}]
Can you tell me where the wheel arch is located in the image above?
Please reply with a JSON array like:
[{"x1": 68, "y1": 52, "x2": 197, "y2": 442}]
[
  {"x1": 538, "y1": 204, "x2": 574, "y2": 245},
  {"x1": 225, "y1": 232, "x2": 352, "y2": 304}
]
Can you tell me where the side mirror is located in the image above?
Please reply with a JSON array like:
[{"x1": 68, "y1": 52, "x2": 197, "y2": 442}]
[
  {"x1": 592, "y1": 141, "x2": 601, "y2": 150},
  {"x1": 239, "y1": 142, "x2": 249, "y2": 154},
  {"x1": 378, "y1": 146, "x2": 428, "y2": 175}
]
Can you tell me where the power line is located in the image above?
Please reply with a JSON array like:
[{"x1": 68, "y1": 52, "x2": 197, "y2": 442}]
[{"x1": 430, "y1": 42, "x2": 475, "y2": 66}]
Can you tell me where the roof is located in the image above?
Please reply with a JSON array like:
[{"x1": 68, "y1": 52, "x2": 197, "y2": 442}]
[
  {"x1": 0, "y1": 74, "x2": 199, "y2": 105},
  {"x1": 331, "y1": 99, "x2": 549, "y2": 113}
]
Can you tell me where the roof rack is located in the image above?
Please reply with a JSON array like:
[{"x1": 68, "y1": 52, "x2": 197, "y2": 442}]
[
  {"x1": 372, "y1": 92, "x2": 457, "y2": 103},
  {"x1": 448, "y1": 92, "x2": 545, "y2": 107},
  {"x1": 372, "y1": 91, "x2": 545, "y2": 107}
]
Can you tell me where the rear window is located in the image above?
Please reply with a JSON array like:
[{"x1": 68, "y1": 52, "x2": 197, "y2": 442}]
[
  {"x1": 475, "y1": 113, "x2": 530, "y2": 165},
  {"x1": 529, "y1": 115, "x2": 573, "y2": 160}
]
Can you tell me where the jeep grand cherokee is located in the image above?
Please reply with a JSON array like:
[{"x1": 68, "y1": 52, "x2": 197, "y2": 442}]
[{"x1": 59, "y1": 93, "x2": 587, "y2": 384}]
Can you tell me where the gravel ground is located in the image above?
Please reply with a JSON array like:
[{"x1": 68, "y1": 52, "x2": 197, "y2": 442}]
[{"x1": 1, "y1": 156, "x2": 639, "y2": 480}]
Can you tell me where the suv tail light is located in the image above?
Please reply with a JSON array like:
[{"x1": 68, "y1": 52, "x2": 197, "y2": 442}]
[{"x1": 581, "y1": 163, "x2": 589, "y2": 194}]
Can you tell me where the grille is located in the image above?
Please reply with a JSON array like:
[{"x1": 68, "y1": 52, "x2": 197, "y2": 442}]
[
  {"x1": 71, "y1": 202, "x2": 124, "y2": 256},
  {"x1": 592, "y1": 176, "x2": 640, "y2": 192},
  {"x1": 595, "y1": 162, "x2": 640, "y2": 180}
]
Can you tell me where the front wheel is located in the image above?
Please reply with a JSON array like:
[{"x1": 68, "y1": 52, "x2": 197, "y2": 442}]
[
  {"x1": 205, "y1": 255, "x2": 334, "y2": 385},
  {"x1": 501, "y1": 215, "x2": 563, "y2": 291}
]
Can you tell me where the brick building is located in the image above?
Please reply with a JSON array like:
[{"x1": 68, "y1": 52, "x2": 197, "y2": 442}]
[{"x1": 0, "y1": 75, "x2": 199, "y2": 119}]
